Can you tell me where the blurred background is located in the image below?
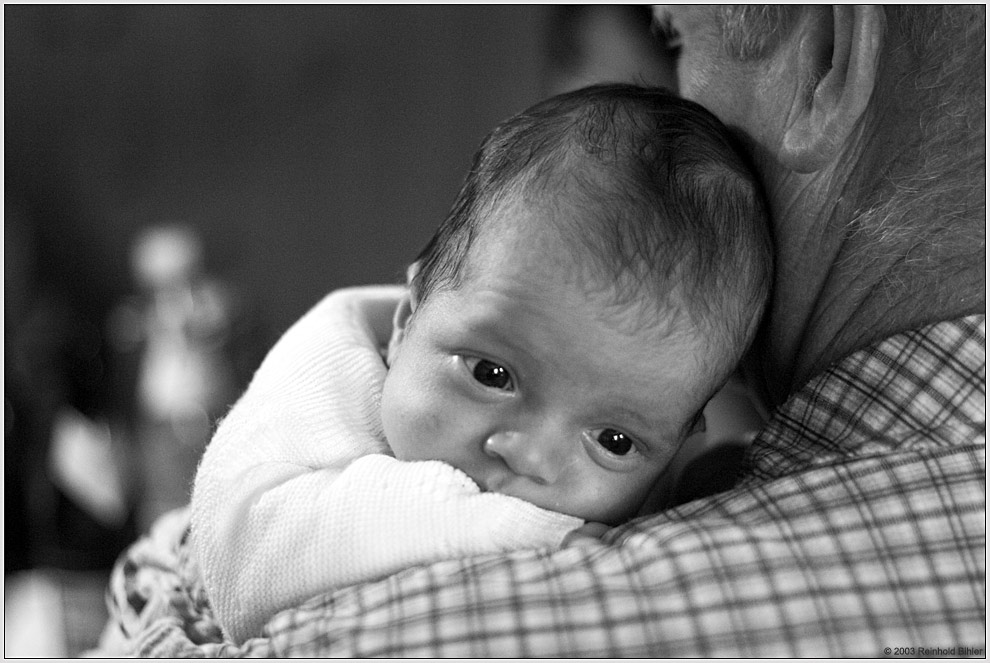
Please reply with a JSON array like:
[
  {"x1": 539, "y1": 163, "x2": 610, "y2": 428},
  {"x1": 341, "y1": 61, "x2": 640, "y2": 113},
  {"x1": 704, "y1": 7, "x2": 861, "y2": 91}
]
[{"x1": 5, "y1": 5, "x2": 672, "y2": 656}]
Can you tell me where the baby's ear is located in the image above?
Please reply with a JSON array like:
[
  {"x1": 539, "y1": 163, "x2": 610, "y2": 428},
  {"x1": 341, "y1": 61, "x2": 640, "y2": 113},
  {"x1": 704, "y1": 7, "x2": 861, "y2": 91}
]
[
  {"x1": 688, "y1": 411, "x2": 707, "y2": 437},
  {"x1": 404, "y1": 260, "x2": 421, "y2": 285},
  {"x1": 386, "y1": 286, "x2": 417, "y2": 366}
]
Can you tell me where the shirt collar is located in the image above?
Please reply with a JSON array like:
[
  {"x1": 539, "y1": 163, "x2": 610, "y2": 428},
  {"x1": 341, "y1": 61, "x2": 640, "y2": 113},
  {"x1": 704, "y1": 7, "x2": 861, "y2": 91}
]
[{"x1": 744, "y1": 315, "x2": 986, "y2": 480}]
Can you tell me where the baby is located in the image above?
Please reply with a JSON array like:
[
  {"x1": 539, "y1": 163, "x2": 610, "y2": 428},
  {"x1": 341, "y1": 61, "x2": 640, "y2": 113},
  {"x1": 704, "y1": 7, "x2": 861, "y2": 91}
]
[{"x1": 191, "y1": 83, "x2": 772, "y2": 643}]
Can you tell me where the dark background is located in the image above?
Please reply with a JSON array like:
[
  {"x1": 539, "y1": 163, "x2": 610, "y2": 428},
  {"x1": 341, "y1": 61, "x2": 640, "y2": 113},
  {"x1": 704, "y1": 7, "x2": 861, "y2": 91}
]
[{"x1": 6, "y1": 6, "x2": 554, "y2": 333}]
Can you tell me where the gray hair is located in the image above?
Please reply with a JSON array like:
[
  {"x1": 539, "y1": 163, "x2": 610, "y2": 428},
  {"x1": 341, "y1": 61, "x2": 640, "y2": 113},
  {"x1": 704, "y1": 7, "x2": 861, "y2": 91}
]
[{"x1": 717, "y1": 5, "x2": 985, "y2": 269}]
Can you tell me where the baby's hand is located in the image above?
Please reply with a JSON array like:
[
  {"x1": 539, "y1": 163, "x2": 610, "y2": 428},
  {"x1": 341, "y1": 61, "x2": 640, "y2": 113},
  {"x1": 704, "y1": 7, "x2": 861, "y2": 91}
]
[{"x1": 561, "y1": 522, "x2": 610, "y2": 547}]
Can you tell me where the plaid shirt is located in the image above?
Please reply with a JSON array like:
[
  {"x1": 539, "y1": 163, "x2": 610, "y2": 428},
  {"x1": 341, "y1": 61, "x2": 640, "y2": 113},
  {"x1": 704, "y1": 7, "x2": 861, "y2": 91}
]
[{"x1": 137, "y1": 314, "x2": 985, "y2": 658}]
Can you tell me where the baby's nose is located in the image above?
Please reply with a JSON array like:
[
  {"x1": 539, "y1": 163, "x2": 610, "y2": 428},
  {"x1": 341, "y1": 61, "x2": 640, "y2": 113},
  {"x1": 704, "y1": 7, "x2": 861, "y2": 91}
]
[{"x1": 483, "y1": 430, "x2": 563, "y2": 484}]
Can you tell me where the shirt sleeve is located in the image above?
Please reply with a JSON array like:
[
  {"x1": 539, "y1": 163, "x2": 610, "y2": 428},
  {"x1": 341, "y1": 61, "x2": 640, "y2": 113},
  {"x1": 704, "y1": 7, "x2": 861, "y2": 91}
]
[
  {"x1": 252, "y1": 442, "x2": 985, "y2": 658},
  {"x1": 191, "y1": 286, "x2": 401, "y2": 644}
]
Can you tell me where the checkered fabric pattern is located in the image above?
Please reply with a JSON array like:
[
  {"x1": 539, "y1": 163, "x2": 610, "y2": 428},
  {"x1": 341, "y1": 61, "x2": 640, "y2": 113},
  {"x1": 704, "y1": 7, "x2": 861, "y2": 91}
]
[{"x1": 136, "y1": 315, "x2": 985, "y2": 658}]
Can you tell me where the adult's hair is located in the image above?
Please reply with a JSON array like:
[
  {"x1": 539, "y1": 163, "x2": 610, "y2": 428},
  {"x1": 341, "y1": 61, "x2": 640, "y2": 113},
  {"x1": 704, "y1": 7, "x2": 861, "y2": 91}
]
[
  {"x1": 717, "y1": 5, "x2": 985, "y2": 261},
  {"x1": 412, "y1": 83, "x2": 772, "y2": 378}
]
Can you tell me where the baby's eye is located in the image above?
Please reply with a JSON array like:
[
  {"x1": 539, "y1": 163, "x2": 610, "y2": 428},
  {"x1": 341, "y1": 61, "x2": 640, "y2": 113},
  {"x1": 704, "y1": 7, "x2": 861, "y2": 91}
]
[
  {"x1": 466, "y1": 357, "x2": 513, "y2": 391},
  {"x1": 595, "y1": 428, "x2": 634, "y2": 456}
]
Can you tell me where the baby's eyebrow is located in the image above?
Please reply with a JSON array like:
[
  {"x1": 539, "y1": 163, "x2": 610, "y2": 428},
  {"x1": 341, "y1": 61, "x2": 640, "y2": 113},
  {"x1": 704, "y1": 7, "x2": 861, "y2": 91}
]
[
  {"x1": 461, "y1": 318, "x2": 536, "y2": 362},
  {"x1": 606, "y1": 404, "x2": 677, "y2": 445},
  {"x1": 610, "y1": 405, "x2": 653, "y2": 431}
]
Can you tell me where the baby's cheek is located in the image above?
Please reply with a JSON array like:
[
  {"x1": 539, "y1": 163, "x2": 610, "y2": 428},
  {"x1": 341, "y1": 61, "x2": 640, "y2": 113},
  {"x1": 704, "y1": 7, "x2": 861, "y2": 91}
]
[
  {"x1": 382, "y1": 375, "x2": 447, "y2": 462},
  {"x1": 570, "y1": 470, "x2": 659, "y2": 525}
]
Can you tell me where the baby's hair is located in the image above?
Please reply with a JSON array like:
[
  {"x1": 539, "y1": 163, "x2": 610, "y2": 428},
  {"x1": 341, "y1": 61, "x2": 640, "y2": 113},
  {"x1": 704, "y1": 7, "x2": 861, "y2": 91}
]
[{"x1": 413, "y1": 83, "x2": 772, "y2": 383}]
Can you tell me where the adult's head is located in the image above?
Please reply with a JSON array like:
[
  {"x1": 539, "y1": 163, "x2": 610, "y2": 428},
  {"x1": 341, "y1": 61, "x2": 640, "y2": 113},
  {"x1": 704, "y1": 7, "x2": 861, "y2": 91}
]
[{"x1": 652, "y1": 5, "x2": 986, "y2": 405}]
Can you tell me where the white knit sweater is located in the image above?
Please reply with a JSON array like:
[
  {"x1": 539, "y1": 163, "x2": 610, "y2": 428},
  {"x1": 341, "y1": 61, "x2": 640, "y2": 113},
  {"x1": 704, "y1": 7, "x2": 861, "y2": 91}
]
[{"x1": 191, "y1": 286, "x2": 582, "y2": 644}]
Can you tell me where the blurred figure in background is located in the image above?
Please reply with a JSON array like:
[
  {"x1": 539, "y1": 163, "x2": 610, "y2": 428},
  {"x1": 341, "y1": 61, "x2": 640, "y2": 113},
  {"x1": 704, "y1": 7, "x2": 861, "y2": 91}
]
[{"x1": 109, "y1": 223, "x2": 266, "y2": 532}]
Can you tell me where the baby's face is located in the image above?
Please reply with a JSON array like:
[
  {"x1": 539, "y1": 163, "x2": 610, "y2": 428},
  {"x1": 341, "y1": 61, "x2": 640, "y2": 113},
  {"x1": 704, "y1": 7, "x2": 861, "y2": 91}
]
[{"x1": 381, "y1": 200, "x2": 712, "y2": 524}]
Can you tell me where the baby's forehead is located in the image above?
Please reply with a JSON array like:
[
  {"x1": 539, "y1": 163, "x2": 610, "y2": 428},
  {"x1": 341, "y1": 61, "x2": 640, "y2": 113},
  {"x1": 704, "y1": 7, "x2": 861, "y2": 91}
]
[
  {"x1": 465, "y1": 198, "x2": 693, "y2": 339},
  {"x1": 467, "y1": 193, "x2": 614, "y2": 285}
]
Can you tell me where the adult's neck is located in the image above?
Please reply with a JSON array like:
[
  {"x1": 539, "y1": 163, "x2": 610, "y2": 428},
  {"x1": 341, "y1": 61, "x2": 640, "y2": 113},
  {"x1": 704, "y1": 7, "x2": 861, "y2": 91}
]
[{"x1": 755, "y1": 100, "x2": 986, "y2": 406}]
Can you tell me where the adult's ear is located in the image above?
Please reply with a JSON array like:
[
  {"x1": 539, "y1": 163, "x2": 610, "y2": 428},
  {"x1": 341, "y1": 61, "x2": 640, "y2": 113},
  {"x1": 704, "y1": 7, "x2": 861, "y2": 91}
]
[{"x1": 781, "y1": 5, "x2": 885, "y2": 172}]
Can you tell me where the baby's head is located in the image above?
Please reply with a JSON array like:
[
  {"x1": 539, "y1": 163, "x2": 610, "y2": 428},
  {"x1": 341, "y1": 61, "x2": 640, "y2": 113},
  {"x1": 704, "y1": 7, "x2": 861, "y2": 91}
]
[{"x1": 381, "y1": 84, "x2": 771, "y2": 525}]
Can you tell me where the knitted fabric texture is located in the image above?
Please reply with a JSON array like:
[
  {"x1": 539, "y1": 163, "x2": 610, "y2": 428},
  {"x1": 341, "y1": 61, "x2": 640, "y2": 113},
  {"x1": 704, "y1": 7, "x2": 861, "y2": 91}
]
[{"x1": 191, "y1": 286, "x2": 582, "y2": 644}]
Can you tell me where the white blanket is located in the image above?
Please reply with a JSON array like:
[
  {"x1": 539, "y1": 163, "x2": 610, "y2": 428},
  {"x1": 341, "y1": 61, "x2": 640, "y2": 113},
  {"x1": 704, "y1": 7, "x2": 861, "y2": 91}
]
[{"x1": 191, "y1": 286, "x2": 582, "y2": 644}]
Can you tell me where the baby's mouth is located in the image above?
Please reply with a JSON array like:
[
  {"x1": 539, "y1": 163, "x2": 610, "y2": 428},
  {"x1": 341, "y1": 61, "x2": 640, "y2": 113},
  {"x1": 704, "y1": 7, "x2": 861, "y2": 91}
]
[
  {"x1": 465, "y1": 472, "x2": 498, "y2": 493},
  {"x1": 449, "y1": 460, "x2": 508, "y2": 495},
  {"x1": 475, "y1": 472, "x2": 510, "y2": 495}
]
